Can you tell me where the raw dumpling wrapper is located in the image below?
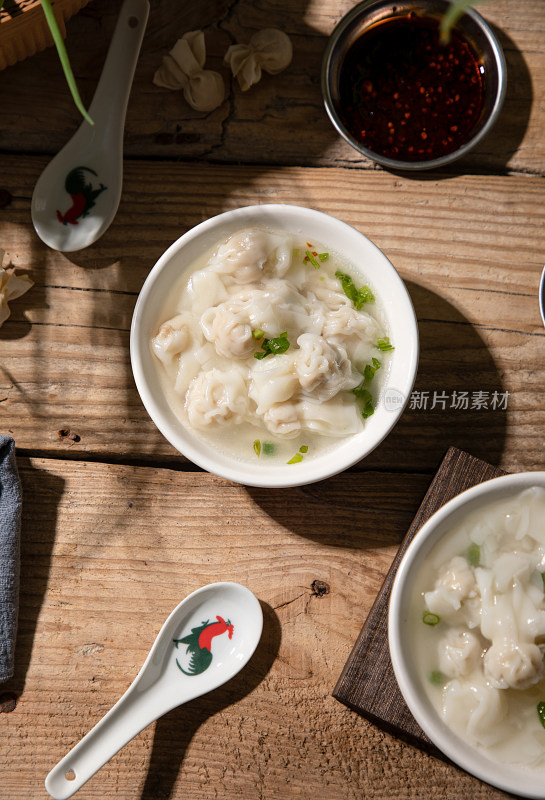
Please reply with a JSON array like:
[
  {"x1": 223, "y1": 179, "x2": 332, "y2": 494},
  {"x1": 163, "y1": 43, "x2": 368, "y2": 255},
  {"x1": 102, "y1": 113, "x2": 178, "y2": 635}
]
[
  {"x1": 153, "y1": 30, "x2": 225, "y2": 112},
  {"x1": 0, "y1": 254, "x2": 33, "y2": 327},
  {"x1": 224, "y1": 28, "x2": 292, "y2": 91}
]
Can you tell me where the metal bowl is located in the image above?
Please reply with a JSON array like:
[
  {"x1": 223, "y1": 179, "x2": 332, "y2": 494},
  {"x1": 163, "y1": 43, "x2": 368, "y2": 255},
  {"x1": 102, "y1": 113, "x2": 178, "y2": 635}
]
[{"x1": 322, "y1": 0, "x2": 507, "y2": 170}]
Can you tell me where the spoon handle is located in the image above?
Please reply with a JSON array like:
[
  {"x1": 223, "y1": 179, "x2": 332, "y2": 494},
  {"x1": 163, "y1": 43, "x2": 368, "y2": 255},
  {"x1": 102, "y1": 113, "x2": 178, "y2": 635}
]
[
  {"x1": 44, "y1": 679, "x2": 175, "y2": 800},
  {"x1": 87, "y1": 0, "x2": 149, "y2": 144}
]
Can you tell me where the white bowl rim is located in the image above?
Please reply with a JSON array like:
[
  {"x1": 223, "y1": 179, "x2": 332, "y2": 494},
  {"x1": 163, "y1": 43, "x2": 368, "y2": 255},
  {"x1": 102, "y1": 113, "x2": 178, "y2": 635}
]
[
  {"x1": 130, "y1": 203, "x2": 419, "y2": 487},
  {"x1": 389, "y1": 470, "x2": 545, "y2": 798}
]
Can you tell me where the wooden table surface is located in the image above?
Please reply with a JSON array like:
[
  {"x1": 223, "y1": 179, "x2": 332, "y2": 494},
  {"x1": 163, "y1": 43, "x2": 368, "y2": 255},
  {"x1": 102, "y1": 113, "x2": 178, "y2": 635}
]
[{"x1": 1, "y1": 0, "x2": 544, "y2": 798}]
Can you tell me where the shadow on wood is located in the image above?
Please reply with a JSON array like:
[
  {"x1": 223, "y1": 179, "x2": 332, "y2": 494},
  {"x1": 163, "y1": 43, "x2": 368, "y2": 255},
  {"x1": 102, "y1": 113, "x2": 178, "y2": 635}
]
[{"x1": 362, "y1": 279, "x2": 508, "y2": 472}]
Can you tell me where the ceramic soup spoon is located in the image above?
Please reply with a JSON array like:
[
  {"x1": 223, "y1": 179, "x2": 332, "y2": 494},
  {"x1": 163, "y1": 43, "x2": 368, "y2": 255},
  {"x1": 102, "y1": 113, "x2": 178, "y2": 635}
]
[
  {"x1": 45, "y1": 582, "x2": 263, "y2": 800},
  {"x1": 31, "y1": 0, "x2": 149, "y2": 252}
]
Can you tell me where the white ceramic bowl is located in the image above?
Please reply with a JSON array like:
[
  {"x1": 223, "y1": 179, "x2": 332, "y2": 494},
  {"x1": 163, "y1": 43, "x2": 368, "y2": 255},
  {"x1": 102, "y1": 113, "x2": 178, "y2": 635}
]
[
  {"x1": 130, "y1": 204, "x2": 419, "y2": 487},
  {"x1": 389, "y1": 471, "x2": 545, "y2": 798}
]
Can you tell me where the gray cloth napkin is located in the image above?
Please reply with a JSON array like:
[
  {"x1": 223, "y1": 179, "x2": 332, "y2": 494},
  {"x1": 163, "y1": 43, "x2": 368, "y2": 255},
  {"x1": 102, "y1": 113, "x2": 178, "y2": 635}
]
[{"x1": 0, "y1": 436, "x2": 21, "y2": 682}]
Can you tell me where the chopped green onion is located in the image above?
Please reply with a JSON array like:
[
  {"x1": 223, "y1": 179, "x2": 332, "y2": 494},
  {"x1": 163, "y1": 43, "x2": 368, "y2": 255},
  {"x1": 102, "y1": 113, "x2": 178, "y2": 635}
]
[
  {"x1": 466, "y1": 543, "x2": 481, "y2": 567},
  {"x1": 335, "y1": 270, "x2": 374, "y2": 309},
  {"x1": 254, "y1": 332, "x2": 290, "y2": 359},
  {"x1": 363, "y1": 357, "x2": 381, "y2": 382},
  {"x1": 263, "y1": 442, "x2": 275, "y2": 456},
  {"x1": 318, "y1": 252, "x2": 329, "y2": 262},
  {"x1": 252, "y1": 329, "x2": 265, "y2": 340},
  {"x1": 423, "y1": 611, "x2": 440, "y2": 626},
  {"x1": 377, "y1": 337, "x2": 395, "y2": 351},
  {"x1": 352, "y1": 385, "x2": 374, "y2": 419},
  {"x1": 253, "y1": 440, "x2": 261, "y2": 456},
  {"x1": 305, "y1": 250, "x2": 320, "y2": 269},
  {"x1": 353, "y1": 387, "x2": 374, "y2": 418},
  {"x1": 429, "y1": 670, "x2": 446, "y2": 686},
  {"x1": 40, "y1": 0, "x2": 94, "y2": 125},
  {"x1": 287, "y1": 444, "x2": 309, "y2": 464},
  {"x1": 538, "y1": 702, "x2": 545, "y2": 729}
]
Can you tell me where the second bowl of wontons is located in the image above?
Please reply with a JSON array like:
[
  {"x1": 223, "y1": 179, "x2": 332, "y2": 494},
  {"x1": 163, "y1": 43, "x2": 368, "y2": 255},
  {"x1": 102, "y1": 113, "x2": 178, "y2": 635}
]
[
  {"x1": 130, "y1": 204, "x2": 418, "y2": 487},
  {"x1": 389, "y1": 472, "x2": 545, "y2": 798}
]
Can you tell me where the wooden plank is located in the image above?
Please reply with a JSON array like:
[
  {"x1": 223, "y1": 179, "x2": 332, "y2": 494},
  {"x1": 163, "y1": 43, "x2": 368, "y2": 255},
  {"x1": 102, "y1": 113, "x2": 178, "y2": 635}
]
[
  {"x1": 1, "y1": 159, "x2": 543, "y2": 471},
  {"x1": 333, "y1": 447, "x2": 506, "y2": 748},
  {"x1": 0, "y1": 0, "x2": 542, "y2": 175},
  {"x1": 0, "y1": 456, "x2": 507, "y2": 798}
]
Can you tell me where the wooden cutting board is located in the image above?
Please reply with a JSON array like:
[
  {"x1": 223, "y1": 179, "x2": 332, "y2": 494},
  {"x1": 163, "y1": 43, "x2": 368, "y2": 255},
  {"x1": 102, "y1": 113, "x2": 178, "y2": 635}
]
[{"x1": 333, "y1": 446, "x2": 506, "y2": 752}]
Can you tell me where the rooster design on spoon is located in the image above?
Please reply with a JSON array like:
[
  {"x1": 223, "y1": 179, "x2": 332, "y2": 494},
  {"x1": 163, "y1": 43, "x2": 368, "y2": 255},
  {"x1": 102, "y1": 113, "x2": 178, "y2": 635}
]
[
  {"x1": 56, "y1": 166, "x2": 107, "y2": 226},
  {"x1": 174, "y1": 615, "x2": 234, "y2": 676}
]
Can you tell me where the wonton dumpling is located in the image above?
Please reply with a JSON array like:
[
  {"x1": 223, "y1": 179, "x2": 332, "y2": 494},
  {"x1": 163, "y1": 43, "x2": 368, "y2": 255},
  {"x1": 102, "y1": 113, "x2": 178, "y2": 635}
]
[
  {"x1": 225, "y1": 281, "x2": 309, "y2": 337},
  {"x1": 0, "y1": 265, "x2": 33, "y2": 327},
  {"x1": 424, "y1": 556, "x2": 476, "y2": 617},
  {"x1": 249, "y1": 354, "x2": 298, "y2": 415},
  {"x1": 321, "y1": 304, "x2": 381, "y2": 344},
  {"x1": 200, "y1": 306, "x2": 255, "y2": 359},
  {"x1": 224, "y1": 29, "x2": 292, "y2": 91},
  {"x1": 153, "y1": 30, "x2": 225, "y2": 112},
  {"x1": 152, "y1": 312, "x2": 196, "y2": 368},
  {"x1": 438, "y1": 628, "x2": 482, "y2": 678},
  {"x1": 297, "y1": 395, "x2": 362, "y2": 436},
  {"x1": 305, "y1": 274, "x2": 352, "y2": 312},
  {"x1": 210, "y1": 228, "x2": 293, "y2": 284},
  {"x1": 262, "y1": 401, "x2": 301, "y2": 438},
  {"x1": 295, "y1": 333, "x2": 357, "y2": 401},
  {"x1": 185, "y1": 268, "x2": 228, "y2": 314},
  {"x1": 483, "y1": 641, "x2": 545, "y2": 690},
  {"x1": 442, "y1": 678, "x2": 507, "y2": 747},
  {"x1": 185, "y1": 367, "x2": 251, "y2": 428}
]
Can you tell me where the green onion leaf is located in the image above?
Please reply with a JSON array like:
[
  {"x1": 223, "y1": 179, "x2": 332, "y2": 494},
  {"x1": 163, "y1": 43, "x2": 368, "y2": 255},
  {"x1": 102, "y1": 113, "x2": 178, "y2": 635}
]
[
  {"x1": 351, "y1": 385, "x2": 374, "y2": 418},
  {"x1": 299, "y1": 445, "x2": 308, "y2": 454},
  {"x1": 253, "y1": 440, "x2": 261, "y2": 456},
  {"x1": 254, "y1": 332, "x2": 290, "y2": 359},
  {"x1": 318, "y1": 252, "x2": 329, "y2": 261},
  {"x1": 263, "y1": 442, "x2": 275, "y2": 456},
  {"x1": 252, "y1": 329, "x2": 265, "y2": 340},
  {"x1": 40, "y1": 0, "x2": 94, "y2": 125},
  {"x1": 538, "y1": 702, "x2": 545, "y2": 729},
  {"x1": 466, "y1": 543, "x2": 481, "y2": 567},
  {"x1": 423, "y1": 611, "x2": 441, "y2": 626},
  {"x1": 363, "y1": 357, "x2": 381, "y2": 382},
  {"x1": 305, "y1": 250, "x2": 320, "y2": 269},
  {"x1": 287, "y1": 452, "x2": 303, "y2": 464},
  {"x1": 377, "y1": 337, "x2": 395, "y2": 351},
  {"x1": 335, "y1": 270, "x2": 374, "y2": 309},
  {"x1": 356, "y1": 286, "x2": 375, "y2": 306},
  {"x1": 429, "y1": 670, "x2": 446, "y2": 686}
]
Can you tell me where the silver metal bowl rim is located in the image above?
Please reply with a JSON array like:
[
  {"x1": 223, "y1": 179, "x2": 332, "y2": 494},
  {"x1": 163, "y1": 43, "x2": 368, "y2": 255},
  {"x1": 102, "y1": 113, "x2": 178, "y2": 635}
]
[{"x1": 321, "y1": 0, "x2": 508, "y2": 171}]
